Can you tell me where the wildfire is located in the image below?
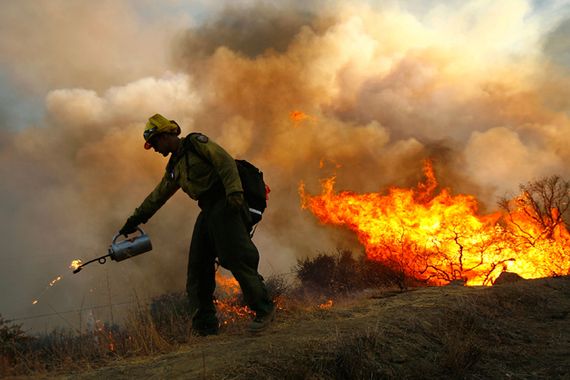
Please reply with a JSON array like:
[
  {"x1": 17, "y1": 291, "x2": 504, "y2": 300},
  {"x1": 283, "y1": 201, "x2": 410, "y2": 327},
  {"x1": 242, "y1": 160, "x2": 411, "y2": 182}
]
[
  {"x1": 319, "y1": 299, "x2": 334, "y2": 309},
  {"x1": 300, "y1": 161, "x2": 570, "y2": 285}
]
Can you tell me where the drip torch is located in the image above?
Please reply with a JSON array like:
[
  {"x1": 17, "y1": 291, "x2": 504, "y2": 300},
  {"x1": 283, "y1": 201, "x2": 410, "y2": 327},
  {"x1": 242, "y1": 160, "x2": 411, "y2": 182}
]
[{"x1": 73, "y1": 228, "x2": 152, "y2": 274}]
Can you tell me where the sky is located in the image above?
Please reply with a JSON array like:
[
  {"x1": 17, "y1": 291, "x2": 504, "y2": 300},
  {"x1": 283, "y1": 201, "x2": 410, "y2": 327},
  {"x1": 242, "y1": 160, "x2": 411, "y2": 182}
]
[{"x1": 0, "y1": 0, "x2": 569, "y2": 331}]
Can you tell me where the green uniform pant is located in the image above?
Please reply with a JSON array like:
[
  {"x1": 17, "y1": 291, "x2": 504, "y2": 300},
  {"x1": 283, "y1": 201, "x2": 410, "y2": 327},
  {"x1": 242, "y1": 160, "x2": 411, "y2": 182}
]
[{"x1": 186, "y1": 197, "x2": 273, "y2": 330}]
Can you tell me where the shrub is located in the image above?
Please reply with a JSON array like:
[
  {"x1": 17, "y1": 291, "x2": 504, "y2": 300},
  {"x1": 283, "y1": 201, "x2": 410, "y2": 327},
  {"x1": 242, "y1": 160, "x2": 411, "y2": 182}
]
[
  {"x1": 0, "y1": 314, "x2": 33, "y2": 376},
  {"x1": 295, "y1": 249, "x2": 418, "y2": 295},
  {"x1": 149, "y1": 292, "x2": 192, "y2": 341}
]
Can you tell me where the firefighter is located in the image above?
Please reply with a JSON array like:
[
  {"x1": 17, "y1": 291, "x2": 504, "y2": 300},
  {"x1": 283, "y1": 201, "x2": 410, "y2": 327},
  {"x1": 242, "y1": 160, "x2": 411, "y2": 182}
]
[{"x1": 119, "y1": 113, "x2": 275, "y2": 335}]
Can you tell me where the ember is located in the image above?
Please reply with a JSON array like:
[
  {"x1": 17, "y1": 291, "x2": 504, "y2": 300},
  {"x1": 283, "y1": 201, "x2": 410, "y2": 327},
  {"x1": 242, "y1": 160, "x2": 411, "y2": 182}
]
[
  {"x1": 300, "y1": 161, "x2": 570, "y2": 285},
  {"x1": 289, "y1": 110, "x2": 316, "y2": 127},
  {"x1": 289, "y1": 110, "x2": 310, "y2": 122}
]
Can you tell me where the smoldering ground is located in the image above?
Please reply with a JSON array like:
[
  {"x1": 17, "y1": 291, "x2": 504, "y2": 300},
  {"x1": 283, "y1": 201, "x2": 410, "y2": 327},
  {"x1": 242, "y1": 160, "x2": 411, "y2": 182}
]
[{"x1": 1, "y1": 0, "x2": 569, "y2": 330}]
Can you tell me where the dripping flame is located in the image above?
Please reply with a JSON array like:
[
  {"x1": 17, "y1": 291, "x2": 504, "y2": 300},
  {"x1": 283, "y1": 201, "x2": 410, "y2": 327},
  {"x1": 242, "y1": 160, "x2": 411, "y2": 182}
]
[{"x1": 69, "y1": 259, "x2": 82, "y2": 271}]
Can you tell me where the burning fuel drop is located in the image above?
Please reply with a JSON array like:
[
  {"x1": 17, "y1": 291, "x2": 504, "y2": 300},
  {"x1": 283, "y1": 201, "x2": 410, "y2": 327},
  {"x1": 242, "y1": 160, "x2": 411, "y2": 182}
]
[
  {"x1": 31, "y1": 275, "x2": 64, "y2": 305},
  {"x1": 300, "y1": 161, "x2": 570, "y2": 285}
]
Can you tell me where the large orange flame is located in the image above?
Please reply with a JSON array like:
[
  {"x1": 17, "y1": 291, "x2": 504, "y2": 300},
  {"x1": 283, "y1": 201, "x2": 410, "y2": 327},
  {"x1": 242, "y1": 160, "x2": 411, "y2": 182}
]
[{"x1": 300, "y1": 161, "x2": 570, "y2": 285}]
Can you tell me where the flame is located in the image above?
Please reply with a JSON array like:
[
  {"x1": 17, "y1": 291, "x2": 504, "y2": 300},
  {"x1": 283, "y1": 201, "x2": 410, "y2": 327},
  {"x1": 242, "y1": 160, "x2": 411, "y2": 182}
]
[
  {"x1": 319, "y1": 299, "x2": 333, "y2": 309},
  {"x1": 93, "y1": 319, "x2": 116, "y2": 352},
  {"x1": 300, "y1": 161, "x2": 570, "y2": 285},
  {"x1": 32, "y1": 300, "x2": 38, "y2": 305},
  {"x1": 215, "y1": 272, "x2": 241, "y2": 295},
  {"x1": 69, "y1": 259, "x2": 82, "y2": 270},
  {"x1": 214, "y1": 272, "x2": 254, "y2": 325}
]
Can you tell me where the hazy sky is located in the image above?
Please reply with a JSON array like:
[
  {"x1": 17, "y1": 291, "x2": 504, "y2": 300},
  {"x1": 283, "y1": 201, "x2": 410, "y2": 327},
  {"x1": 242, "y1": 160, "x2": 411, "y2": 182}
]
[{"x1": 1, "y1": 0, "x2": 569, "y2": 331}]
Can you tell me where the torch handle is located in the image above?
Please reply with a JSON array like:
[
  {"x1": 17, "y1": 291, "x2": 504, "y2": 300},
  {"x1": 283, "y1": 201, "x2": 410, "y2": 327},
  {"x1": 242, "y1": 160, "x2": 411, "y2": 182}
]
[{"x1": 113, "y1": 227, "x2": 145, "y2": 244}]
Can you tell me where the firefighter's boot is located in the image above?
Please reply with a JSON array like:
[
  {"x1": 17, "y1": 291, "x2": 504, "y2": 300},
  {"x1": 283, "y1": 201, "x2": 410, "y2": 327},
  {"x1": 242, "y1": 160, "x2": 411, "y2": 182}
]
[{"x1": 248, "y1": 306, "x2": 275, "y2": 333}]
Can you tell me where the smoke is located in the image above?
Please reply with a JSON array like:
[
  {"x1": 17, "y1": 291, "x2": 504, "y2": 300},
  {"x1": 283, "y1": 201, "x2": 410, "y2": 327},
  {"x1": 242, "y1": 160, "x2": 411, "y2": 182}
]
[
  {"x1": 175, "y1": 3, "x2": 316, "y2": 59},
  {"x1": 0, "y1": 0, "x2": 181, "y2": 94},
  {"x1": 2, "y1": 0, "x2": 570, "y2": 330}
]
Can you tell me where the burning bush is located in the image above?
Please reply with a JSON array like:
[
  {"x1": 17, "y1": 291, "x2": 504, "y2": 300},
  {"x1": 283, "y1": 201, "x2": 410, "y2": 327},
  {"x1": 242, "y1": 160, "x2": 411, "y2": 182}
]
[
  {"x1": 499, "y1": 175, "x2": 570, "y2": 239},
  {"x1": 300, "y1": 161, "x2": 570, "y2": 286}
]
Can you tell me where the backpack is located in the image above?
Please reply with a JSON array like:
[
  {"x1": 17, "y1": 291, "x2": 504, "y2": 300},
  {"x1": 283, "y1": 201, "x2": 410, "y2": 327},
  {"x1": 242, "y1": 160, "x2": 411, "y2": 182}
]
[
  {"x1": 183, "y1": 134, "x2": 269, "y2": 228},
  {"x1": 234, "y1": 159, "x2": 269, "y2": 226}
]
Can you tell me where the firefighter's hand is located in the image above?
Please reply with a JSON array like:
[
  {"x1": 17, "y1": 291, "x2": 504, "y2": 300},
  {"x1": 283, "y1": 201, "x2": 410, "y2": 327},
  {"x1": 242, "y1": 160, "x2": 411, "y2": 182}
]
[
  {"x1": 226, "y1": 192, "x2": 245, "y2": 212},
  {"x1": 119, "y1": 217, "x2": 139, "y2": 236}
]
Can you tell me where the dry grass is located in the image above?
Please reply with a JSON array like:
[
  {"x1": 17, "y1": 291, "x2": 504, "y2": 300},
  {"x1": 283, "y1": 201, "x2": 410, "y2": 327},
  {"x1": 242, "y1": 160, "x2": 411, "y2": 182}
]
[
  {"x1": 0, "y1": 282, "x2": 267, "y2": 377},
  {"x1": 2, "y1": 252, "x2": 569, "y2": 379},
  {"x1": 0, "y1": 298, "x2": 179, "y2": 377},
  {"x1": 0, "y1": 269, "x2": 297, "y2": 378},
  {"x1": 222, "y1": 276, "x2": 570, "y2": 380}
]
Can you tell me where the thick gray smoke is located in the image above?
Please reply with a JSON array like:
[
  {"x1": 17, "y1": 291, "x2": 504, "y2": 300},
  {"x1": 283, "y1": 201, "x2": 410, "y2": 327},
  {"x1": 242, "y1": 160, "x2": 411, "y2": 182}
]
[{"x1": 1, "y1": 0, "x2": 570, "y2": 331}]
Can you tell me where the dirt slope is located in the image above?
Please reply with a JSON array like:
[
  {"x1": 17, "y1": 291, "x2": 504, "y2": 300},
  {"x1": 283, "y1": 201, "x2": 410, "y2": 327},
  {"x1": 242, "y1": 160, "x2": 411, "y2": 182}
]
[{"x1": 33, "y1": 276, "x2": 570, "y2": 379}]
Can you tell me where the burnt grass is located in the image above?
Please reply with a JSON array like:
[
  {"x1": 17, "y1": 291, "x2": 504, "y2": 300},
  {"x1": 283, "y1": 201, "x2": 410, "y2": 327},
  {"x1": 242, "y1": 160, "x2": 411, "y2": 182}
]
[{"x1": 2, "y1": 251, "x2": 570, "y2": 379}]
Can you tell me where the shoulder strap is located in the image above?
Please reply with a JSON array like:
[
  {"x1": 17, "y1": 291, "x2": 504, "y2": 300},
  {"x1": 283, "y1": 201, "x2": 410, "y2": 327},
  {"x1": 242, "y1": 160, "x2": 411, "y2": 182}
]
[
  {"x1": 165, "y1": 134, "x2": 203, "y2": 179},
  {"x1": 182, "y1": 133, "x2": 212, "y2": 182}
]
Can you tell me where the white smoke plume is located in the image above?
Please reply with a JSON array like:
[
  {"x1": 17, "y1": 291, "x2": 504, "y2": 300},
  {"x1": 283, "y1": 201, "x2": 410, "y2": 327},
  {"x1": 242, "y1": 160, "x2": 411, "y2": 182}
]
[{"x1": 1, "y1": 0, "x2": 570, "y2": 330}]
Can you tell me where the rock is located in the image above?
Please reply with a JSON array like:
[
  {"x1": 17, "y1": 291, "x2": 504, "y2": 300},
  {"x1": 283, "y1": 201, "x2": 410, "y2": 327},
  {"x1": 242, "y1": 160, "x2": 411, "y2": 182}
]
[
  {"x1": 446, "y1": 279, "x2": 466, "y2": 286},
  {"x1": 493, "y1": 271, "x2": 524, "y2": 286}
]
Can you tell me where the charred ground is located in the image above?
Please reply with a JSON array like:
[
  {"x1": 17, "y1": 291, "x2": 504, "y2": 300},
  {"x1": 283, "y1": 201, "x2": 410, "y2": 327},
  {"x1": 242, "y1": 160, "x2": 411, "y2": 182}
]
[{"x1": 12, "y1": 274, "x2": 570, "y2": 380}]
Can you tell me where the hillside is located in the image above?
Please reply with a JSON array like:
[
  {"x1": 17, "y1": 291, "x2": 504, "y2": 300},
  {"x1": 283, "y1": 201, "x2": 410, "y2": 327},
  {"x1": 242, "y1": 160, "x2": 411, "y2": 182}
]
[{"x1": 21, "y1": 276, "x2": 570, "y2": 379}]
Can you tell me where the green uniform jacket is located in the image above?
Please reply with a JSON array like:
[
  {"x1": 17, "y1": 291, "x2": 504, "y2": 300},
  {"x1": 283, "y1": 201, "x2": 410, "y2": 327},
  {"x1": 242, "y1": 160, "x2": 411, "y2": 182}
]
[{"x1": 130, "y1": 133, "x2": 243, "y2": 224}]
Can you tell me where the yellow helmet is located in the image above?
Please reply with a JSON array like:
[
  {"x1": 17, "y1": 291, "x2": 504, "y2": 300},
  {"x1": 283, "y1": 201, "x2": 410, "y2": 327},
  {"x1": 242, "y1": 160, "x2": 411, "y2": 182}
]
[{"x1": 143, "y1": 114, "x2": 181, "y2": 149}]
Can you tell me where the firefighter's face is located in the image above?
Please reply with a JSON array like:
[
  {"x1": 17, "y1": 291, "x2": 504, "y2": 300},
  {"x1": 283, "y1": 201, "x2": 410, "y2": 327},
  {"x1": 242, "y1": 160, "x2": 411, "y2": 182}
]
[{"x1": 149, "y1": 134, "x2": 169, "y2": 157}]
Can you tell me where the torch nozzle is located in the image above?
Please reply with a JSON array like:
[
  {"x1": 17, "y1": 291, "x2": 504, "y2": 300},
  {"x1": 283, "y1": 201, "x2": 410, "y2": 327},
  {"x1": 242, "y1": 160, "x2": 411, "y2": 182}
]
[{"x1": 70, "y1": 254, "x2": 110, "y2": 274}]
